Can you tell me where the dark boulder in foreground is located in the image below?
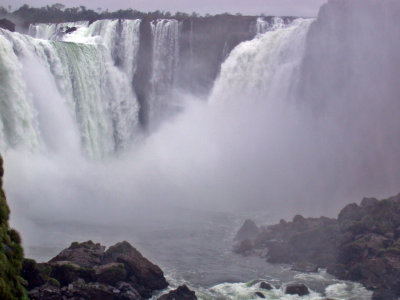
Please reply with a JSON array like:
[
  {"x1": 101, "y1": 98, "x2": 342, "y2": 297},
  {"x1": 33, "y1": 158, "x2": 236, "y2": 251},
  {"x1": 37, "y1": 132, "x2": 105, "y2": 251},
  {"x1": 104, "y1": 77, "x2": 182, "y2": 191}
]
[
  {"x1": 23, "y1": 240, "x2": 168, "y2": 299},
  {"x1": 285, "y1": 283, "x2": 310, "y2": 296},
  {"x1": 233, "y1": 193, "x2": 400, "y2": 297},
  {"x1": 157, "y1": 285, "x2": 197, "y2": 300},
  {"x1": 0, "y1": 18, "x2": 15, "y2": 32}
]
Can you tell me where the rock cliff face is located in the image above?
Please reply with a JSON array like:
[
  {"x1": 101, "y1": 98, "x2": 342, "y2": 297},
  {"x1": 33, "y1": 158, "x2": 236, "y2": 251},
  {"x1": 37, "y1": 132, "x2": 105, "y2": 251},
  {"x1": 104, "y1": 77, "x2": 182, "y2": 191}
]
[
  {"x1": 133, "y1": 18, "x2": 154, "y2": 129},
  {"x1": 23, "y1": 240, "x2": 168, "y2": 300},
  {"x1": 0, "y1": 156, "x2": 28, "y2": 299},
  {"x1": 176, "y1": 15, "x2": 256, "y2": 96},
  {"x1": 0, "y1": 18, "x2": 15, "y2": 32},
  {"x1": 234, "y1": 193, "x2": 400, "y2": 299}
]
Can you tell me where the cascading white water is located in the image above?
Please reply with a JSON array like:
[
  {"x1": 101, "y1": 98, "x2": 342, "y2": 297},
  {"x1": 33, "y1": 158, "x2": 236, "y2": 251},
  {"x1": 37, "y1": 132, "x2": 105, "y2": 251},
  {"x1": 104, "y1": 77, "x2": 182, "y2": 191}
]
[
  {"x1": 255, "y1": 17, "x2": 287, "y2": 34},
  {"x1": 211, "y1": 19, "x2": 313, "y2": 104},
  {"x1": 1, "y1": 20, "x2": 142, "y2": 158},
  {"x1": 148, "y1": 19, "x2": 180, "y2": 124},
  {"x1": 2, "y1": 2, "x2": 399, "y2": 298}
]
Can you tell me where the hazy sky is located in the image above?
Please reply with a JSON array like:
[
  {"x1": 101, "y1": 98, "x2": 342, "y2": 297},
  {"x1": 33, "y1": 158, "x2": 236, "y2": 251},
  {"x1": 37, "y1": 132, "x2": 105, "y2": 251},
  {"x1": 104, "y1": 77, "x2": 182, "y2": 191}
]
[{"x1": 1, "y1": 0, "x2": 327, "y2": 17}]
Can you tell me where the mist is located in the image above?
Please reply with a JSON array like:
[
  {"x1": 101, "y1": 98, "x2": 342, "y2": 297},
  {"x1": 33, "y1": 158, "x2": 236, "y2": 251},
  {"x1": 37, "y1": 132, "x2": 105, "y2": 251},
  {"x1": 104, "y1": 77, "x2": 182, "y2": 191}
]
[{"x1": 0, "y1": 1, "x2": 398, "y2": 274}]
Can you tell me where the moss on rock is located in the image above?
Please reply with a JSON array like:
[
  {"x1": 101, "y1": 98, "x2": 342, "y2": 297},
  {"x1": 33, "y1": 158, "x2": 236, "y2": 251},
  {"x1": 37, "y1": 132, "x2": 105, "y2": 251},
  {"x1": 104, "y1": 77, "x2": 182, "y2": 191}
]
[{"x1": 0, "y1": 156, "x2": 28, "y2": 299}]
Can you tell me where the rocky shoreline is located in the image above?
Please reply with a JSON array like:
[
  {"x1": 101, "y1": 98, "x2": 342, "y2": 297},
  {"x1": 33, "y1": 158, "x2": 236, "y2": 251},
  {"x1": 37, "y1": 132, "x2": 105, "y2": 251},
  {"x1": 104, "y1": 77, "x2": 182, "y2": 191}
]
[
  {"x1": 234, "y1": 194, "x2": 400, "y2": 300},
  {"x1": 22, "y1": 240, "x2": 197, "y2": 300}
]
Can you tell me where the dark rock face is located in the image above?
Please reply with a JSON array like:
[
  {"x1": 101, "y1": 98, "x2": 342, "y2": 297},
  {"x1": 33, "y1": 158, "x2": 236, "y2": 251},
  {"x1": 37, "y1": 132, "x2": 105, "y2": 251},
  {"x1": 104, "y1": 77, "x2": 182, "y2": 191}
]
[
  {"x1": 157, "y1": 285, "x2": 197, "y2": 300},
  {"x1": 285, "y1": 283, "x2": 309, "y2": 296},
  {"x1": 176, "y1": 15, "x2": 256, "y2": 96},
  {"x1": 254, "y1": 291, "x2": 265, "y2": 298},
  {"x1": 233, "y1": 193, "x2": 400, "y2": 297},
  {"x1": 234, "y1": 219, "x2": 259, "y2": 241},
  {"x1": 23, "y1": 240, "x2": 168, "y2": 299},
  {"x1": 133, "y1": 18, "x2": 153, "y2": 129},
  {"x1": 0, "y1": 18, "x2": 15, "y2": 32}
]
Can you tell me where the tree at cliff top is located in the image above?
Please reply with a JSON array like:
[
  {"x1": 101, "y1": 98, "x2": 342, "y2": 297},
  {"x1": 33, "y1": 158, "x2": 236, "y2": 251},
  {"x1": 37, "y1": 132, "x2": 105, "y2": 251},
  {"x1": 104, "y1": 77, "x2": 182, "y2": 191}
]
[{"x1": 0, "y1": 156, "x2": 28, "y2": 299}]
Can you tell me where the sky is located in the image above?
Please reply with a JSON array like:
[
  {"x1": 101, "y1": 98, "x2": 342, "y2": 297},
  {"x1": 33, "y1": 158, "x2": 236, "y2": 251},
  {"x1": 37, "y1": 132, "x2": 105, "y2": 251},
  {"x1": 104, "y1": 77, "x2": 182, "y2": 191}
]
[{"x1": 1, "y1": 0, "x2": 327, "y2": 17}]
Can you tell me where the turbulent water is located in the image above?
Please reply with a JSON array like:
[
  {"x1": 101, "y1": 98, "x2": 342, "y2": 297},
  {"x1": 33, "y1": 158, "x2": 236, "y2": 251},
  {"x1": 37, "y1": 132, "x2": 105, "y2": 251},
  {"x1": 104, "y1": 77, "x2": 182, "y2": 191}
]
[{"x1": 1, "y1": 1, "x2": 400, "y2": 299}]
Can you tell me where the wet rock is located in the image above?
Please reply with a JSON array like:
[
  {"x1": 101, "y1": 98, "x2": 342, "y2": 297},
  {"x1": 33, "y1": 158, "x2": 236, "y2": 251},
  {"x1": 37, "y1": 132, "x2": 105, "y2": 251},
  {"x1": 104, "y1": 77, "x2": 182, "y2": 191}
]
[
  {"x1": 65, "y1": 26, "x2": 77, "y2": 34},
  {"x1": 0, "y1": 18, "x2": 15, "y2": 32},
  {"x1": 254, "y1": 291, "x2": 265, "y2": 298},
  {"x1": 292, "y1": 262, "x2": 319, "y2": 273},
  {"x1": 50, "y1": 261, "x2": 94, "y2": 286},
  {"x1": 116, "y1": 282, "x2": 142, "y2": 300},
  {"x1": 157, "y1": 285, "x2": 197, "y2": 300},
  {"x1": 285, "y1": 283, "x2": 310, "y2": 296},
  {"x1": 233, "y1": 192, "x2": 400, "y2": 298},
  {"x1": 49, "y1": 240, "x2": 105, "y2": 268},
  {"x1": 95, "y1": 263, "x2": 127, "y2": 285},
  {"x1": 372, "y1": 288, "x2": 398, "y2": 300},
  {"x1": 233, "y1": 238, "x2": 253, "y2": 255},
  {"x1": 23, "y1": 240, "x2": 168, "y2": 299},
  {"x1": 259, "y1": 281, "x2": 273, "y2": 290},
  {"x1": 29, "y1": 282, "x2": 62, "y2": 300},
  {"x1": 103, "y1": 241, "x2": 168, "y2": 298},
  {"x1": 234, "y1": 219, "x2": 259, "y2": 241}
]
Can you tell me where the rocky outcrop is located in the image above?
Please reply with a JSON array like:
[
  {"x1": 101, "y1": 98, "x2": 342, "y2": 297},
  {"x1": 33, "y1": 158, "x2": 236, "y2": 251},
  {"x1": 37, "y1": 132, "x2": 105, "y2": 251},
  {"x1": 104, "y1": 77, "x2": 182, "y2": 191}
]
[
  {"x1": 0, "y1": 18, "x2": 15, "y2": 32},
  {"x1": 157, "y1": 285, "x2": 197, "y2": 300},
  {"x1": 233, "y1": 193, "x2": 400, "y2": 297},
  {"x1": 0, "y1": 156, "x2": 28, "y2": 299},
  {"x1": 234, "y1": 219, "x2": 259, "y2": 241},
  {"x1": 23, "y1": 240, "x2": 168, "y2": 299}
]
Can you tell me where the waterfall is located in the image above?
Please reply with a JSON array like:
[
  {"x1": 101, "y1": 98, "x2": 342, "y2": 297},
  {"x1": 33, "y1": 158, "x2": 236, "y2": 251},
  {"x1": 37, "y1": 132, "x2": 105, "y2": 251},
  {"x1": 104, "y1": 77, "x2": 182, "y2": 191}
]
[
  {"x1": 148, "y1": 19, "x2": 180, "y2": 125},
  {"x1": 211, "y1": 19, "x2": 313, "y2": 104},
  {"x1": 255, "y1": 17, "x2": 287, "y2": 34},
  {"x1": 0, "y1": 20, "x2": 142, "y2": 158}
]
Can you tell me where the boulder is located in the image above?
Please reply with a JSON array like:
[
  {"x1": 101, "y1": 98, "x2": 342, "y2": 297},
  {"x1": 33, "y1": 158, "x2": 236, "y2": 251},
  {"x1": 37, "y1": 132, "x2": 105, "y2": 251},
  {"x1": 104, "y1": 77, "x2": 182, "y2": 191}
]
[
  {"x1": 259, "y1": 281, "x2": 273, "y2": 290},
  {"x1": 103, "y1": 241, "x2": 168, "y2": 298},
  {"x1": 65, "y1": 26, "x2": 77, "y2": 34},
  {"x1": 23, "y1": 240, "x2": 168, "y2": 299},
  {"x1": 49, "y1": 240, "x2": 105, "y2": 268},
  {"x1": 157, "y1": 285, "x2": 197, "y2": 300},
  {"x1": 254, "y1": 291, "x2": 265, "y2": 298},
  {"x1": 285, "y1": 283, "x2": 309, "y2": 296},
  {"x1": 234, "y1": 219, "x2": 259, "y2": 241}
]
